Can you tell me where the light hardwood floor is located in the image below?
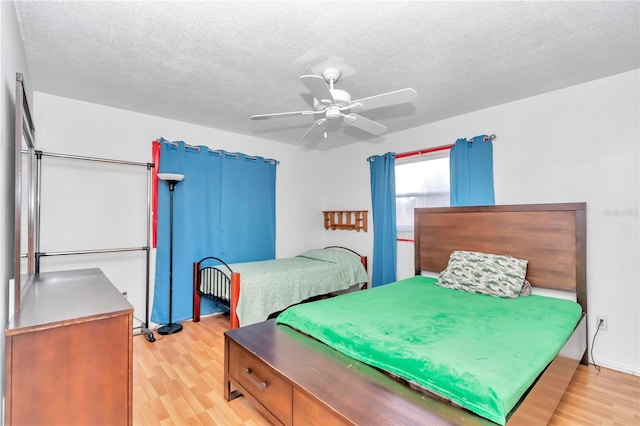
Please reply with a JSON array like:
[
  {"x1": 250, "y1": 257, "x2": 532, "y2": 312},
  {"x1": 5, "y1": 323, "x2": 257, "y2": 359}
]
[{"x1": 133, "y1": 315, "x2": 640, "y2": 426}]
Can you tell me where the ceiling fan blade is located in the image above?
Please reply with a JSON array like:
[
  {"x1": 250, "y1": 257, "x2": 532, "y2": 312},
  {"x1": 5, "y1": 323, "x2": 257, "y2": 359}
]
[
  {"x1": 350, "y1": 88, "x2": 417, "y2": 112},
  {"x1": 251, "y1": 110, "x2": 321, "y2": 120},
  {"x1": 343, "y1": 114, "x2": 388, "y2": 136},
  {"x1": 300, "y1": 75, "x2": 334, "y2": 104},
  {"x1": 302, "y1": 118, "x2": 327, "y2": 141}
]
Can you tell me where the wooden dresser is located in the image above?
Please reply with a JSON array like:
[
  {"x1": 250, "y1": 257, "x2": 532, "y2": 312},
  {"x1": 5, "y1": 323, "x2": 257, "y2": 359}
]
[{"x1": 5, "y1": 268, "x2": 134, "y2": 426}]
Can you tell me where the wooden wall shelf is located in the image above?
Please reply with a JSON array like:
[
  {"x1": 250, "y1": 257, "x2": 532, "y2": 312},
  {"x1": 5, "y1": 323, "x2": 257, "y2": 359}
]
[{"x1": 323, "y1": 210, "x2": 368, "y2": 232}]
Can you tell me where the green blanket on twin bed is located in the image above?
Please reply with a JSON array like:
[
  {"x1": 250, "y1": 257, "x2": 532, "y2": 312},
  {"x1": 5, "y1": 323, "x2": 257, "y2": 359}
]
[
  {"x1": 231, "y1": 249, "x2": 368, "y2": 327},
  {"x1": 276, "y1": 276, "x2": 582, "y2": 425}
]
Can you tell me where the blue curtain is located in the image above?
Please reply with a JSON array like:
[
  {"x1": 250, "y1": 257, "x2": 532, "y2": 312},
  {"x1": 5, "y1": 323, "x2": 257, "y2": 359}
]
[
  {"x1": 151, "y1": 139, "x2": 277, "y2": 323},
  {"x1": 369, "y1": 152, "x2": 397, "y2": 287},
  {"x1": 450, "y1": 136, "x2": 495, "y2": 206}
]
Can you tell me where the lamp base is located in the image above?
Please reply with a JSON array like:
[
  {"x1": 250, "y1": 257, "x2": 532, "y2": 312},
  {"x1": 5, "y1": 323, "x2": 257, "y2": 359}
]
[{"x1": 157, "y1": 322, "x2": 183, "y2": 335}]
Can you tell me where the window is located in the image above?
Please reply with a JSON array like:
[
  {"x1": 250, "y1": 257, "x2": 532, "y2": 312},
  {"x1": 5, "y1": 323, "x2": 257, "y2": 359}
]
[{"x1": 395, "y1": 150, "x2": 450, "y2": 232}]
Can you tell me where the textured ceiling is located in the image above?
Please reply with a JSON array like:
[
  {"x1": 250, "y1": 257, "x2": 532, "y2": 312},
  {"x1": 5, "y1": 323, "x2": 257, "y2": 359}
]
[{"x1": 15, "y1": 1, "x2": 640, "y2": 150}]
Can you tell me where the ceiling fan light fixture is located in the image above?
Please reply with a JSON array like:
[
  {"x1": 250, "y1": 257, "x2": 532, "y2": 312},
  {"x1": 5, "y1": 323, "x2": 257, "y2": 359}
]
[{"x1": 326, "y1": 106, "x2": 341, "y2": 120}]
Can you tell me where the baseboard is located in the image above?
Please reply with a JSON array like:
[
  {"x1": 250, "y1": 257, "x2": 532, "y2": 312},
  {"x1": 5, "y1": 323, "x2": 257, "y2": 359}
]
[{"x1": 592, "y1": 356, "x2": 640, "y2": 376}]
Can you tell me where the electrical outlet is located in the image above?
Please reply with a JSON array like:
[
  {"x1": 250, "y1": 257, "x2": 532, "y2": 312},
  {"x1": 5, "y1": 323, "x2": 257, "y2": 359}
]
[{"x1": 596, "y1": 315, "x2": 608, "y2": 331}]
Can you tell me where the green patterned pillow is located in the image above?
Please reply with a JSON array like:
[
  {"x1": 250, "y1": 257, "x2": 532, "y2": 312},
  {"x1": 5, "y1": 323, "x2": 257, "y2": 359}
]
[{"x1": 437, "y1": 251, "x2": 528, "y2": 298}]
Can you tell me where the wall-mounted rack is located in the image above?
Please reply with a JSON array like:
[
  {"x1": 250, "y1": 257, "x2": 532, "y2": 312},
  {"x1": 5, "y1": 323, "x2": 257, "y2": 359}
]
[{"x1": 323, "y1": 210, "x2": 368, "y2": 232}]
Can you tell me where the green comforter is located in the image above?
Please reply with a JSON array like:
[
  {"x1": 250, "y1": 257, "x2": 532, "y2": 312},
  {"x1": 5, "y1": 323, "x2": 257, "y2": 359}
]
[{"x1": 277, "y1": 276, "x2": 582, "y2": 425}]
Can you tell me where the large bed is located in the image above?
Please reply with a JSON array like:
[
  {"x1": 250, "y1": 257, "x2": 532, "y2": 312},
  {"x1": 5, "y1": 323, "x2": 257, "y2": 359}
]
[
  {"x1": 193, "y1": 246, "x2": 368, "y2": 328},
  {"x1": 224, "y1": 203, "x2": 587, "y2": 425}
]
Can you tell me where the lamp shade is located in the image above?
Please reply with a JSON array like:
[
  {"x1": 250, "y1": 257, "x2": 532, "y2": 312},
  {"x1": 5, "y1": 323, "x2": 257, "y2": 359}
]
[{"x1": 158, "y1": 173, "x2": 184, "y2": 182}]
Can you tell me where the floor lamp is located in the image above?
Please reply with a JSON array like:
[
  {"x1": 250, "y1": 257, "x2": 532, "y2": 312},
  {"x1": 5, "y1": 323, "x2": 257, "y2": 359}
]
[{"x1": 157, "y1": 173, "x2": 184, "y2": 335}]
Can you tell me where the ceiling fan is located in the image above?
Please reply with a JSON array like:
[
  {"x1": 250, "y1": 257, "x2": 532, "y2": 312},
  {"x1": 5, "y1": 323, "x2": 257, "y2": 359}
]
[{"x1": 251, "y1": 67, "x2": 417, "y2": 141}]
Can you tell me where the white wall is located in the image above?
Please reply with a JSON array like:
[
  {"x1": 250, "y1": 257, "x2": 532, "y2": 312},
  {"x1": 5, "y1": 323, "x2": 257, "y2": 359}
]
[
  {"x1": 322, "y1": 70, "x2": 640, "y2": 375},
  {"x1": 1, "y1": 0, "x2": 32, "y2": 415},
  {"x1": 32, "y1": 92, "x2": 326, "y2": 328},
  {"x1": 318, "y1": 147, "x2": 374, "y2": 263}
]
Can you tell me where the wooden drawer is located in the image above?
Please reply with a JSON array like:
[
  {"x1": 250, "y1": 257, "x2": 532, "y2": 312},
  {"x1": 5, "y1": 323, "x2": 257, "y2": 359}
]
[
  {"x1": 293, "y1": 388, "x2": 350, "y2": 426},
  {"x1": 228, "y1": 340, "x2": 292, "y2": 425}
]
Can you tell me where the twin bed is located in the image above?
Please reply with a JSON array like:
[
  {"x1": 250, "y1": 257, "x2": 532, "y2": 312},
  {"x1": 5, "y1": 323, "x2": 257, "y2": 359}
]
[
  {"x1": 223, "y1": 202, "x2": 587, "y2": 425},
  {"x1": 193, "y1": 246, "x2": 368, "y2": 328}
]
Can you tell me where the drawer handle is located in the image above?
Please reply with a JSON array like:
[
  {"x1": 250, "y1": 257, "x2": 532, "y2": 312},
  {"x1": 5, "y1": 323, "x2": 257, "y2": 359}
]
[{"x1": 243, "y1": 368, "x2": 267, "y2": 391}]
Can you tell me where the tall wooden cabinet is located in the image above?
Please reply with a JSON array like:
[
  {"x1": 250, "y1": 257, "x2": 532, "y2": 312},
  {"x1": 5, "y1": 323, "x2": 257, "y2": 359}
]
[{"x1": 5, "y1": 268, "x2": 133, "y2": 426}]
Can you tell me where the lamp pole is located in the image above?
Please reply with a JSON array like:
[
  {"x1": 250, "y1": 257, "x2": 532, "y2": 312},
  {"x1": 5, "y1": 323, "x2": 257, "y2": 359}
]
[{"x1": 157, "y1": 173, "x2": 184, "y2": 335}]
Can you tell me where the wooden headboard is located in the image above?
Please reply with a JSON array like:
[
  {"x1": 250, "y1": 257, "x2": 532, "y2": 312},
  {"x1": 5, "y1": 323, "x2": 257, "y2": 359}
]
[{"x1": 414, "y1": 203, "x2": 586, "y2": 313}]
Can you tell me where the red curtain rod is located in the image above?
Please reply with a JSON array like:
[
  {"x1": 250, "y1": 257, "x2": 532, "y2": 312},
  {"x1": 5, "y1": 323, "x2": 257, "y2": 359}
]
[
  {"x1": 396, "y1": 134, "x2": 496, "y2": 160},
  {"x1": 397, "y1": 238, "x2": 415, "y2": 243},
  {"x1": 396, "y1": 144, "x2": 452, "y2": 160}
]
